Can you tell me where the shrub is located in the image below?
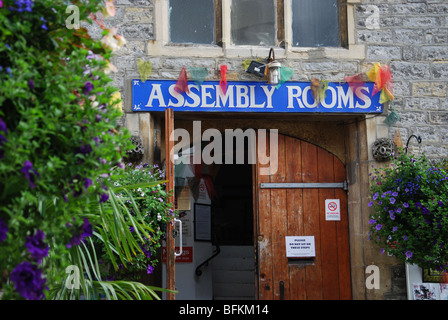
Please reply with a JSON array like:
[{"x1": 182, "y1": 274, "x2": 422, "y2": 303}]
[
  {"x1": 0, "y1": 0, "x2": 134, "y2": 299},
  {"x1": 368, "y1": 150, "x2": 448, "y2": 272}
]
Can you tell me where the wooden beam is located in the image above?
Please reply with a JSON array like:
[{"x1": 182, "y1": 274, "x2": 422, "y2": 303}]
[{"x1": 165, "y1": 108, "x2": 175, "y2": 300}]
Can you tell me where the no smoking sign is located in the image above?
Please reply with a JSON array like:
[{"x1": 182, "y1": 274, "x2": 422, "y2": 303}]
[{"x1": 325, "y1": 199, "x2": 341, "y2": 221}]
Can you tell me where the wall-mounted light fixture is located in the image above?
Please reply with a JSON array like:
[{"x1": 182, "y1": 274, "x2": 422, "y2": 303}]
[{"x1": 266, "y1": 48, "x2": 281, "y2": 85}]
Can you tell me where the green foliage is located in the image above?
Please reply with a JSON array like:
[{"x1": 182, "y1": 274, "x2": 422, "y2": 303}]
[
  {"x1": 47, "y1": 187, "x2": 174, "y2": 300},
  {"x1": 368, "y1": 150, "x2": 448, "y2": 272},
  {"x1": 0, "y1": 0, "x2": 153, "y2": 299},
  {"x1": 101, "y1": 163, "x2": 174, "y2": 281}
]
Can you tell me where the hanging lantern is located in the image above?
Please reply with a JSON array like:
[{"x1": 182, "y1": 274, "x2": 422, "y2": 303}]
[{"x1": 266, "y1": 48, "x2": 281, "y2": 85}]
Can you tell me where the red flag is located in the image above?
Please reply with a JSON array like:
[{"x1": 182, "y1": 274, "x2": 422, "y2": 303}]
[
  {"x1": 220, "y1": 65, "x2": 227, "y2": 94},
  {"x1": 175, "y1": 67, "x2": 189, "y2": 94}
]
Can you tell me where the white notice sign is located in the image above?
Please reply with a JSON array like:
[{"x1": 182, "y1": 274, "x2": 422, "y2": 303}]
[
  {"x1": 325, "y1": 199, "x2": 341, "y2": 221},
  {"x1": 285, "y1": 236, "x2": 316, "y2": 258}
]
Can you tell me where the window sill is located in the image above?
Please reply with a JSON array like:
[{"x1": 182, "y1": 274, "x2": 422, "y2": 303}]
[{"x1": 147, "y1": 40, "x2": 364, "y2": 60}]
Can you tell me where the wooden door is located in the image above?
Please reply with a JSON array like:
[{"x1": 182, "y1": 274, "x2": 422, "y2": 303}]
[{"x1": 255, "y1": 134, "x2": 351, "y2": 300}]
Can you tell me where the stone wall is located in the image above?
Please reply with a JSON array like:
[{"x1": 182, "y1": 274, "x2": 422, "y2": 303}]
[
  {"x1": 98, "y1": 0, "x2": 448, "y2": 300},
  {"x1": 355, "y1": 0, "x2": 448, "y2": 158}
]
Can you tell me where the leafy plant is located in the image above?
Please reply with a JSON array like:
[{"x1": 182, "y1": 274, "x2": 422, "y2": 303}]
[
  {"x1": 368, "y1": 150, "x2": 448, "y2": 272},
  {"x1": 0, "y1": 0, "x2": 170, "y2": 300},
  {"x1": 47, "y1": 185, "x2": 174, "y2": 300},
  {"x1": 101, "y1": 163, "x2": 175, "y2": 281}
]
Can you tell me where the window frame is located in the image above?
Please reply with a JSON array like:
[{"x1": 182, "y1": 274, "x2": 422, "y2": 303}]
[{"x1": 148, "y1": 0, "x2": 362, "y2": 59}]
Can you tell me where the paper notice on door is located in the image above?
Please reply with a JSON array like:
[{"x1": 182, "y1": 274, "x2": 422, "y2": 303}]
[{"x1": 285, "y1": 236, "x2": 316, "y2": 258}]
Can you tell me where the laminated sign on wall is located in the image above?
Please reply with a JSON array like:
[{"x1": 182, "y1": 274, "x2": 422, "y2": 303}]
[{"x1": 325, "y1": 199, "x2": 341, "y2": 221}]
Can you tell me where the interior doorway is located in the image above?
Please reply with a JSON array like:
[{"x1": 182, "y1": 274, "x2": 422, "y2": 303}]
[
  {"x1": 170, "y1": 137, "x2": 255, "y2": 300},
  {"x1": 210, "y1": 162, "x2": 255, "y2": 300}
]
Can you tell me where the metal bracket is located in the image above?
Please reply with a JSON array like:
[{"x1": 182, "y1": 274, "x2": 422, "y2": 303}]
[{"x1": 260, "y1": 181, "x2": 348, "y2": 191}]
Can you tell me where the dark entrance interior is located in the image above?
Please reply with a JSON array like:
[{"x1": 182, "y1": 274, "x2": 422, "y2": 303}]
[{"x1": 212, "y1": 163, "x2": 253, "y2": 246}]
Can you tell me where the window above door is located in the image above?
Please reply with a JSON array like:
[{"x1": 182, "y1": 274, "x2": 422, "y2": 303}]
[{"x1": 149, "y1": 0, "x2": 364, "y2": 59}]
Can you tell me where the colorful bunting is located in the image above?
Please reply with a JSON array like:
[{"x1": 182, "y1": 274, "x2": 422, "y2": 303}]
[
  {"x1": 136, "y1": 58, "x2": 152, "y2": 83},
  {"x1": 175, "y1": 67, "x2": 189, "y2": 94},
  {"x1": 319, "y1": 80, "x2": 329, "y2": 103},
  {"x1": 367, "y1": 63, "x2": 394, "y2": 103},
  {"x1": 161, "y1": 61, "x2": 396, "y2": 110},
  {"x1": 383, "y1": 102, "x2": 400, "y2": 127},
  {"x1": 242, "y1": 59, "x2": 253, "y2": 71},
  {"x1": 275, "y1": 66, "x2": 294, "y2": 89},
  {"x1": 189, "y1": 67, "x2": 208, "y2": 86},
  {"x1": 220, "y1": 65, "x2": 227, "y2": 94},
  {"x1": 344, "y1": 73, "x2": 366, "y2": 99},
  {"x1": 310, "y1": 78, "x2": 329, "y2": 106}
]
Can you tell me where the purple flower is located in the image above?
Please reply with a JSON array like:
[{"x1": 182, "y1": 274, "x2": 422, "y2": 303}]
[
  {"x1": 392, "y1": 192, "x2": 398, "y2": 197},
  {"x1": 368, "y1": 201, "x2": 374, "y2": 207},
  {"x1": 403, "y1": 235, "x2": 407, "y2": 241},
  {"x1": 438, "y1": 200, "x2": 444, "y2": 207},
  {"x1": 28, "y1": 79, "x2": 35, "y2": 90},
  {"x1": 392, "y1": 226, "x2": 398, "y2": 232},
  {"x1": 390, "y1": 198, "x2": 396, "y2": 205},
  {"x1": 10, "y1": 261, "x2": 47, "y2": 300},
  {"x1": 66, "y1": 218, "x2": 93, "y2": 248},
  {"x1": 421, "y1": 207, "x2": 430, "y2": 215},
  {"x1": 0, "y1": 217, "x2": 8, "y2": 242},
  {"x1": 84, "y1": 178, "x2": 92, "y2": 190},
  {"x1": 21, "y1": 160, "x2": 39, "y2": 188},
  {"x1": 75, "y1": 144, "x2": 92, "y2": 155},
  {"x1": 368, "y1": 219, "x2": 376, "y2": 225},
  {"x1": 405, "y1": 251, "x2": 413, "y2": 259},
  {"x1": 389, "y1": 212, "x2": 395, "y2": 220},
  {"x1": 373, "y1": 192, "x2": 379, "y2": 200},
  {"x1": 147, "y1": 265, "x2": 154, "y2": 274},
  {"x1": 0, "y1": 117, "x2": 8, "y2": 134},
  {"x1": 81, "y1": 218, "x2": 93, "y2": 238},
  {"x1": 13, "y1": 0, "x2": 33, "y2": 12},
  {"x1": 100, "y1": 193, "x2": 109, "y2": 203},
  {"x1": 376, "y1": 224, "x2": 382, "y2": 231},
  {"x1": 25, "y1": 230, "x2": 49, "y2": 263},
  {"x1": 403, "y1": 202, "x2": 409, "y2": 208},
  {"x1": 83, "y1": 81, "x2": 94, "y2": 95},
  {"x1": 40, "y1": 17, "x2": 47, "y2": 30}
]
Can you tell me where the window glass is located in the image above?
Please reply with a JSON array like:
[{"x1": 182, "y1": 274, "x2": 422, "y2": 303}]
[
  {"x1": 292, "y1": 0, "x2": 339, "y2": 47},
  {"x1": 169, "y1": 0, "x2": 215, "y2": 44},
  {"x1": 231, "y1": 0, "x2": 276, "y2": 46}
]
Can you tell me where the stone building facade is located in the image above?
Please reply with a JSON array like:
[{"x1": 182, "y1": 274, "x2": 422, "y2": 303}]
[{"x1": 97, "y1": 0, "x2": 448, "y2": 300}]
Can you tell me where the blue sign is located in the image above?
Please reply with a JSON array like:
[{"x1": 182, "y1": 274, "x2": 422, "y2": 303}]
[{"x1": 132, "y1": 80, "x2": 383, "y2": 113}]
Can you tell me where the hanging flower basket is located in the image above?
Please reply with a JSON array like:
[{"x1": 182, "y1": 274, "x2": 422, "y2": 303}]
[{"x1": 368, "y1": 151, "x2": 448, "y2": 272}]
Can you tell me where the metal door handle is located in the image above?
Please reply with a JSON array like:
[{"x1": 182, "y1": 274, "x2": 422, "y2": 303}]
[
  {"x1": 174, "y1": 218, "x2": 183, "y2": 257},
  {"x1": 279, "y1": 281, "x2": 285, "y2": 300}
]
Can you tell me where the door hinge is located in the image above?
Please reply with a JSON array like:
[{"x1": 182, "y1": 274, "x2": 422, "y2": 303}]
[{"x1": 260, "y1": 181, "x2": 348, "y2": 191}]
